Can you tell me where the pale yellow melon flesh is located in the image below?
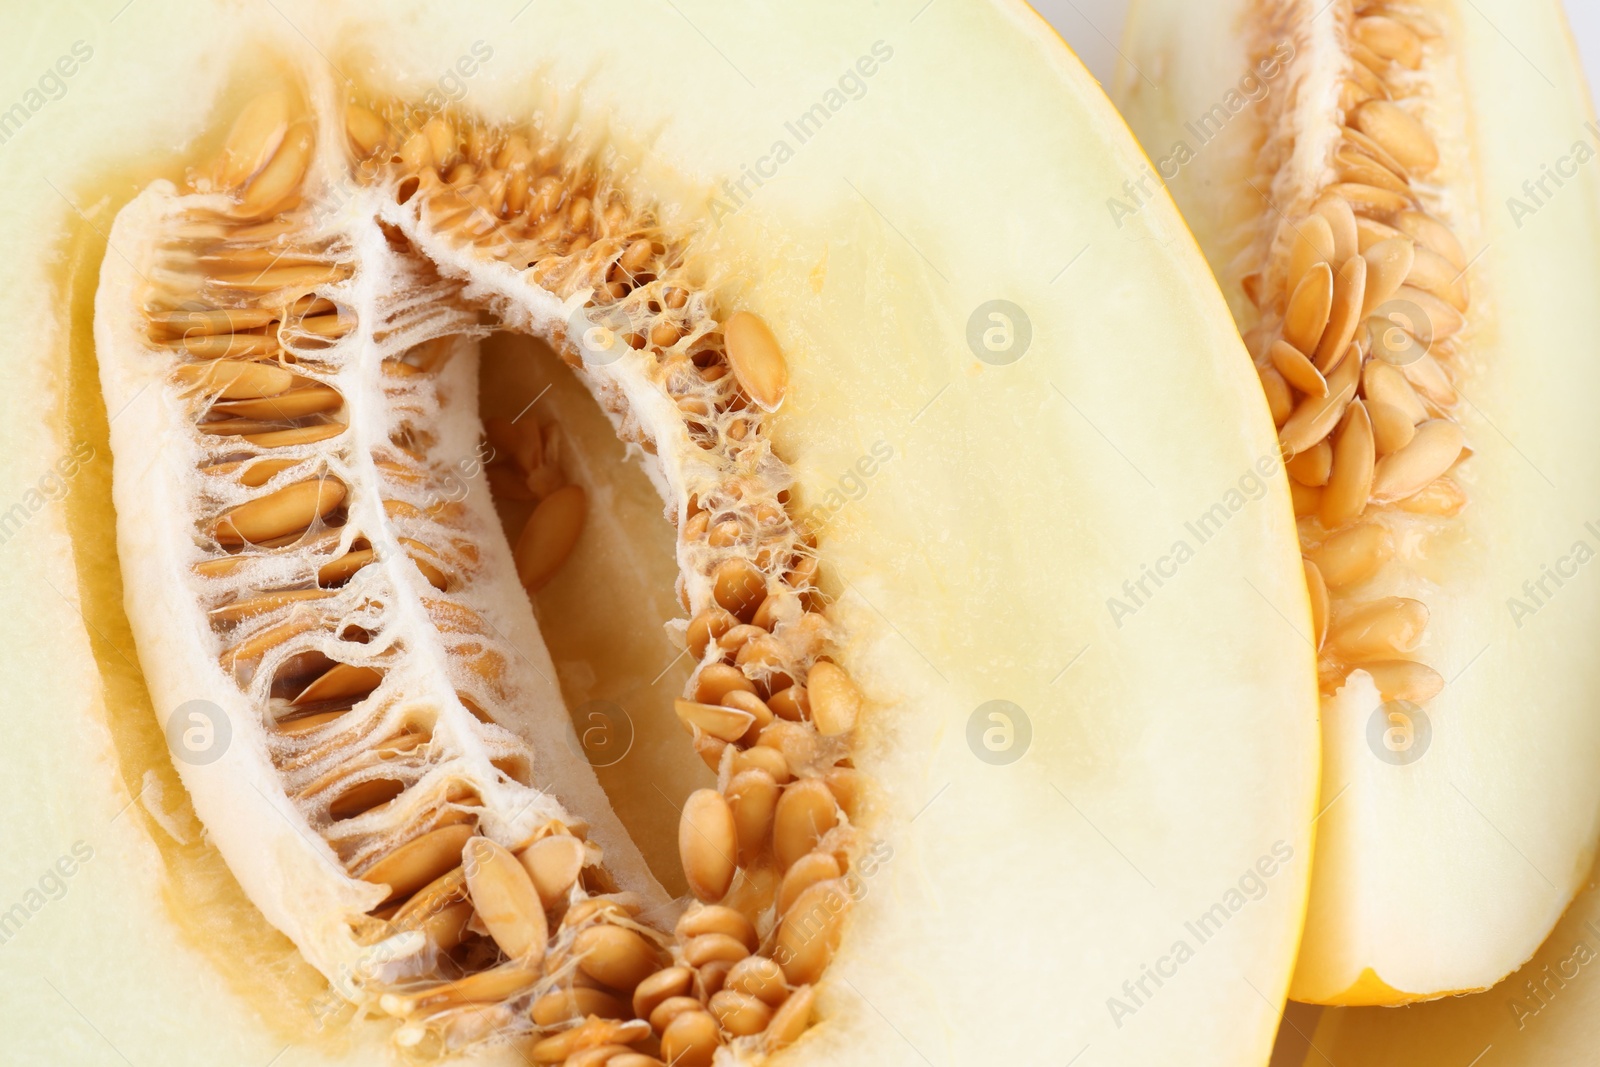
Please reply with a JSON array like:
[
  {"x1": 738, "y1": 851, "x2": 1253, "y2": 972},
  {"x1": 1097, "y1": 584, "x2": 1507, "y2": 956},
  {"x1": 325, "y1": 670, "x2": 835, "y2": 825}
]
[
  {"x1": 1, "y1": 2, "x2": 1316, "y2": 1064},
  {"x1": 1303, "y1": 855, "x2": 1600, "y2": 1064},
  {"x1": 1117, "y1": 0, "x2": 1600, "y2": 1004}
]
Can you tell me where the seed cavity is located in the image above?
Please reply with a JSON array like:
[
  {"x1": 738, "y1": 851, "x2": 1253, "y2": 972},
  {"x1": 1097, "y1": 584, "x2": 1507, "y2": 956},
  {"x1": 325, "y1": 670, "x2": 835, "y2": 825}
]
[
  {"x1": 1246, "y1": 0, "x2": 1473, "y2": 701},
  {"x1": 106, "y1": 79, "x2": 879, "y2": 1062}
]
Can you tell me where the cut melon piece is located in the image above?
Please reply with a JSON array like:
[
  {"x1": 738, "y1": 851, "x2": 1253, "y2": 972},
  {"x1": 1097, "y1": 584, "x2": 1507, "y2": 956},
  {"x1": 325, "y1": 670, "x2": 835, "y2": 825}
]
[
  {"x1": 2, "y1": 2, "x2": 1316, "y2": 1064},
  {"x1": 1304, "y1": 857, "x2": 1600, "y2": 1064},
  {"x1": 1116, "y1": 0, "x2": 1600, "y2": 1003}
]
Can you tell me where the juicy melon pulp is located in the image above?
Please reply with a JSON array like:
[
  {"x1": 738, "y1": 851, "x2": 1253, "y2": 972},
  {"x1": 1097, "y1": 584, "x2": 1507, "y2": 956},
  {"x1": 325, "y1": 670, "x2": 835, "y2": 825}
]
[
  {"x1": 1117, "y1": 0, "x2": 1600, "y2": 1004},
  {"x1": 3, "y1": 2, "x2": 1317, "y2": 1065}
]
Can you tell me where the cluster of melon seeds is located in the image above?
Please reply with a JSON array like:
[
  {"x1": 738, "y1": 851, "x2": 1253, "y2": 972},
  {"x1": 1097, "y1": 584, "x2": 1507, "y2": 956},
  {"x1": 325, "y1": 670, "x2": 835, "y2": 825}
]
[
  {"x1": 1245, "y1": 0, "x2": 1471, "y2": 703},
  {"x1": 106, "y1": 86, "x2": 871, "y2": 1064}
]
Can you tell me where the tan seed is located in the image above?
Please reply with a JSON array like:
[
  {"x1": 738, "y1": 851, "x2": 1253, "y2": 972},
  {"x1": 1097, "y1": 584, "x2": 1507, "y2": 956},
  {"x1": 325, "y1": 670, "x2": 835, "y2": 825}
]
[
  {"x1": 1355, "y1": 216, "x2": 1404, "y2": 253},
  {"x1": 726, "y1": 768, "x2": 780, "y2": 865},
  {"x1": 175, "y1": 359, "x2": 294, "y2": 398},
  {"x1": 1310, "y1": 522, "x2": 1394, "y2": 588},
  {"x1": 327, "y1": 777, "x2": 403, "y2": 821},
  {"x1": 531, "y1": 987, "x2": 628, "y2": 1026},
  {"x1": 1389, "y1": 285, "x2": 1465, "y2": 343},
  {"x1": 1338, "y1": 149, "x2": 1410, "y2": 195},
  {"x1": 1354, "y1": 100, "x2": 1438, "y2": 176},
  {"x1": 679, "y1": 788, "x2": 737, "y2": 902},
  {"x1": 1291, "y1": 481, "x2": 1323, "y2": 519},
  {"x1": 294, "y1": 662, "x2": 382, "y2": 705},
  {"x1": 725, "y1": 955, "x2": 787, "y2": 1007},
  {"x1": 1362, "y1": 660, "x2": 1446, "y2": 704},
  {"x1": 776, "y1": 879, "x2": 848, "y2": 984},
  {"x1": 676, "y1": 903, "x2": 759, "y2": 951},
  {"x1": 719, "y1": 690, "x2": 774, "y2": 741},
  {"x1": 213, "y1": 478, "x2": 345, "y2": 546},
  {"x1": 632, "y1": 966, "x2": 694, "y2": 1023},
  {"x1": 648, "y1": 995, "x2": 706, "y2": 1036},
  {"x1": 1313, "y1": 195, "x2": 1359, "y2": 263},
  {"x1": 1283, "y1": 262, "x2": 1334, "y2": 355},
  {"x1": 777, "y1": 849, "x2": 844, "y2": 916},
  {"x1": 807, "y1": 661, "x2": 861, "y2": 736},
  {"x1": 1329, "y1": 597, "x2": 1429, "y2": 660},
  {"x1": 514, "y1": 483, "x2": 586, "y2": 593},
  {"x1": 687, "y1": 606, "x2": 739, "y2": 661},
  {"x1": 1362, "y1": 360, "x2": 1428, "y2": 424},
  {"x1": 732, "y1": 744, "x2": 791, "y2": 783},
  {"x1": 1371, "y1": 419, "x2": 1465, "y2": 503},
  {"x1": 573, "y1": 924, "x2": 663, "y2": 992},
  {"x1": 212, "y1": 385, "x2": 342, "y2": 421},
  {"x1": 1304, "y1": 559, "x2": 1329, "y2": 651},
  {"x1": 659, "y1": 1010, "x2": 720, "y2": 1067},
  {"x1": 1399, "y1": 351, "x2": 1458, "y2": 406},
  {"x1": 516, "y1": 833, "x2": 587, "y2": 909},
  {"x1": 694, "y1": 662, "x2": 758, "y2": 705},
  {"x1": 218, "y1": 90, "x2": 291, "y2": 189},
  {"x1": 674, "y1": 698, "x2": 757, "y2": 743},
  {"x1": 1407, "y1": 246, "x2": 1469, "y2": 311},
  {"x1": 360, "y1": 824, "x2": 475, "y2": 905},
  {"x1": 1343, "y1": 127, "x2": 1412, "y2": 182},
  {"x1": 1360, "y1": 237, "x2": 1416, "y2": 318},
  {"x1": 242, "y1": 423, "x2": 345, "y2": 448},
  {"x1": 1396, "y1": 210, "x2": 1466, "y2": 269},
  {"x1": 1369, "y1": 400, "x2": 1417, "y2": 455},
  {"x1": 1395, "y1": 475, "x2": 1467, "y2": 516},
  {"x1": 683, "y1": 932, "x2": 751, "y2": 969},
  {"x1": 1326, "y1": 182, "x2": 1412, "y2": 217},
  {"x1": 1346, "y1": 57, "x2": 1389, "y2": 104},
  {"x1": 1313, "y1": 256, "x2": 1368, "y2": 371},
  {"x1": 710, "y1": 989, "x2": 774, "y2": 1037},
  {"x1": 207, "y1": 587, "x2": 330, "y2": 624},
  {"x1": 238, "y1": 458, "x2": 300, "y2": 488},
  {"x1": 1269, "y1": 339, "x2": 1328, "y2": 398},
  {"x1": 713, "y1": 557, "x2": 767, "y2": 621},
  {"x1": 724, "y1": 311, "x2": 788, "y2": 411},
  {"x1": 1258, "y1": 363, "x2": 1293, "y2": 427},
  {"x1": 1322, "y1": 400, "x2": 1375, "y2": 529},
  {"x1": 1355, "y1": 16, "x2": 1424, "y2": 70},
  {"x1": 237, "y1": 121, "x2": 314, "y2": 218},
  {"x1": 1287, "y1": 440, "x2": 1333, "y2": 488},
  {"x1": 1287, "y1": 214, "x2": 1336, "y2": 293},
  {"x1": 773, "y1": 779, "x2": 840, "y2": 872},
  {"x1": 1278, "y1": 343, "x2": 1361, "y2": 456},
  {"x1": 462, "y1": 836, "x2": 547, "y2": 962},
  {"x1": 345, "y1": 103, "x2": 387, "y2": 155},
  {"x1": 765, "y1": 984, "x2": 816, "y2": 1053}
]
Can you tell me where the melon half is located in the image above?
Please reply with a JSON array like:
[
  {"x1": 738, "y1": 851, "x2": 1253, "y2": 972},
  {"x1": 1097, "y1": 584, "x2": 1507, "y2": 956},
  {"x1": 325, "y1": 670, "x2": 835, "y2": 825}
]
[
  {"x1": 0, "y1": 2, "x2": 1316, "y2": 1065},
  {"x1": 1117, "y1": 0, "x2": 1600, "y2": 1005}
]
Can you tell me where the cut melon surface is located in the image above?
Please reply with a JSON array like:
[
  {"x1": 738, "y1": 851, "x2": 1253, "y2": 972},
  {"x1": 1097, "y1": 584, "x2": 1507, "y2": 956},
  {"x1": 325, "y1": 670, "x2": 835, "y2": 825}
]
[
  {"x1": 2, "y1": 2, "x2": 1316, "y2": 1064},
  {"x1": 1304, "y1": 858, "x2": 1600, "y2": 1064},
  {"x1": 1117, "y1": 0, "x2": 1600, "y2": 1004}
]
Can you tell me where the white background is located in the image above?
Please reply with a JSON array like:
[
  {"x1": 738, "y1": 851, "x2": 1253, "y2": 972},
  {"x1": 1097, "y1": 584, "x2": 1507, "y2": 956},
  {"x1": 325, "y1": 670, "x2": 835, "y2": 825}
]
[{"x1": 1032, "y1": 0, "x2": 1600, "y2": 113}]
